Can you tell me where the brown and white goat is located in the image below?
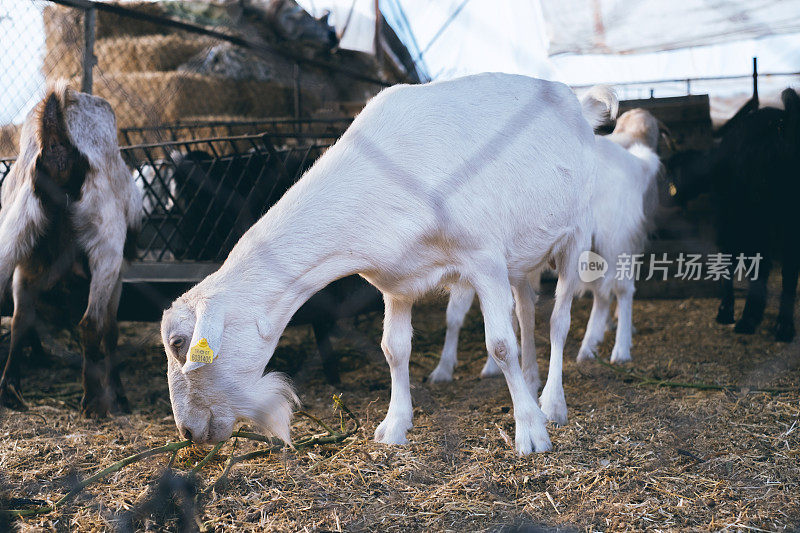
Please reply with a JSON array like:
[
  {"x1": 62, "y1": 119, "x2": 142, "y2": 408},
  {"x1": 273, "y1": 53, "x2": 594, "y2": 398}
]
[{"x1": 0, "y1": 84, "x2": 141, "y2": 417}]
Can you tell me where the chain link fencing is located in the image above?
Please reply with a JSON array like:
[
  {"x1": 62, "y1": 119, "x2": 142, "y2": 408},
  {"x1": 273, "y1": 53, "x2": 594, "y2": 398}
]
[{"x1": 0, "y1": 0, "x2": 413, "y2": 270}]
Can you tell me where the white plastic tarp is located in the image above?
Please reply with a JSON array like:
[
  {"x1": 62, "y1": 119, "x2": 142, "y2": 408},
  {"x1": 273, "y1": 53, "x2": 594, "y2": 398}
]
[
  {"x1": 542, "y1": 0, "x2": 800, "y2": 55},
  {"x1": 296, "y1": 0, "x2": 377, "y2": 54}
]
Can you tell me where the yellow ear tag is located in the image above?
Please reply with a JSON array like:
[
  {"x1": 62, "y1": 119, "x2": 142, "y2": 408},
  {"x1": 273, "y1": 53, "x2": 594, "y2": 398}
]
[
  {"x1": 669, "y1": 183, "x2": 677, "y2": 197},
  {"x1": 189, "y1": 338, "x2": 214, "y2": 364}
]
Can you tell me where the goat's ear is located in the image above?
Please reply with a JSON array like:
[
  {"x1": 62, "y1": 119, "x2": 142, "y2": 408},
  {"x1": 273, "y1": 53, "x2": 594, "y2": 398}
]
[{"x1": 182, "y1": 302, "x2": 224, "y2": 374}]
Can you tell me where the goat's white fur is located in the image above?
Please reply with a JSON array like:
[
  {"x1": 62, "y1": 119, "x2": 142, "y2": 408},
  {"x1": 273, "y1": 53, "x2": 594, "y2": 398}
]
[
  {"x1": 161, "y1": 73, "x2": 611, "y2": 454},
  {"x1": 428, "y1": 107, "x2": 661, "y2": 384}
]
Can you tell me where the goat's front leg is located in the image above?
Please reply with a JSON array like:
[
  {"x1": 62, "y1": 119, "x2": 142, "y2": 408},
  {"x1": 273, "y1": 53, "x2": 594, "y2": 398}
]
[
  {"x1": 577, "y1": 288, "x2": 610, "y2": 362},
  {"x1": 429, "y1": 282, "x2": 474, "y2": 383},
  {"x1": 610, "y1": 283, "x2": 634, "y2": 364},
  {"x1": 311, "y1": 320, "x2": 340, "y2": 384},
  {"x1": 736, "y1": 255, "x2": 772, "y2": 335},
  {"x1": 540, "y1": 273, "x2": 576, "y2": 427},
  {"x1": 80, "y1": 250, "x2": 124, "y2": 418},
  {"x1": 374, "y1": 295, "x2": 414, "y2": 445},
  {"x1": 473, "y1": 266, "x2": 551, "y2": 455},
  {"x1": 716, "y1": 274, "x2": 736, "y2": 325}
]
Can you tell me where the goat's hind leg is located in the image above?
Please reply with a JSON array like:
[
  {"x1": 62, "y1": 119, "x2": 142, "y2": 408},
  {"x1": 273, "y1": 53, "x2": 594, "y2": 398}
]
[
  {"x1": 80, "y1": 249, "x2": 125, "y2": 418},
  {"x1": 577, "y1": 288, "x2": 610, "y2": 363},
  {"x1": 429, "y1": 282, "x2": 474, "y2": 383},
  {"x1": 512, "y1": 278, "x2": 540, "y2": 394},
  {"x1": 0, "y1": 270, "x2": 39, "y2": 410},
  {"x1": 104, "y1": 274, "x2": 129, "y2": 413},
  {"x1": 540, "y1": 240, "x2": 584, "y2": 427},
  {"x1": 473, "y1": 267, "x2": 550, "y2": 454},
  {"x1": 610, "y1": 282, "x2": 634, "y2": 364}
]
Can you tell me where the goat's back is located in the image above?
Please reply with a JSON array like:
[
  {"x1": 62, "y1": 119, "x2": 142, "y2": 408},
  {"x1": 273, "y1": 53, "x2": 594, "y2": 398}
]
[{"x1": 251, "y1": 73, "x2": 599, "y2": 277}]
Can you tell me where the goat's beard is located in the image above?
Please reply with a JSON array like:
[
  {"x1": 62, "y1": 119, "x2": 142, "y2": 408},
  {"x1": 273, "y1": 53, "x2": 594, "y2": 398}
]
[{"x1": 232, "y1": 372, "x2": 298, "y2": 444}]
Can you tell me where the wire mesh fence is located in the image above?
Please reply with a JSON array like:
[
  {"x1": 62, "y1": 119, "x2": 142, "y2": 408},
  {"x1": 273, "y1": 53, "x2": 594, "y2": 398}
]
[
  {"x1": 0, "y1": 0, "x2": 377, "y2": 270},
  {"x1": 0, "y1": 0, "x2": 393, "y2": 157},
  {"x1": 0, "y1": 118, "x2": 350, "y2": 264},
  {"x1": 124, "y1": 119, "x2": 348, "y2": 263}
]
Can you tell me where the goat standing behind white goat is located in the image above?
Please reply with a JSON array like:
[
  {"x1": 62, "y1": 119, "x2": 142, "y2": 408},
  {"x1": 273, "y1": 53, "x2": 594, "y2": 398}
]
[
  {"x1": 160, "y1": 72, "x2": 614, "y2": 455},
  {"x1": 0, "y1": 84, "x2": 141, "y2": 415},
  {"x1": 429, "y1": 107, "x2": 662, "y2": 385}
]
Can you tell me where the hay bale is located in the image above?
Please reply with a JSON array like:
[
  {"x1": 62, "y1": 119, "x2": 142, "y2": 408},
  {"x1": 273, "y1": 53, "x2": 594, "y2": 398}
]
[
  {"x1": 94, "y1": 2, "x2": 177, "y2": 39},
  {"x1": 95, "y1": 35, "x2": 216, "y2": 74},
  {"x1": 42, "y1": 5, "x2": 84, "y2": 80},
  {"x1": 42, "y1": 5, "x2": 211, "y2": 80},
  {"x1": 84, "y1": 72, "x2": 297, "y2": 131}
]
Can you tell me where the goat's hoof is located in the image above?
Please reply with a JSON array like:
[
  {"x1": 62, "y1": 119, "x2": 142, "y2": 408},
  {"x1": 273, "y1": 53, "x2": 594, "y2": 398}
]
[
  {"x1": 539, "y1": 389, "x2": 568, "y2": 427},
  {"x1": 81, "y1": 395, "x2": 112, "y2": 419},
  {"x1": 734, "y1": 318, "x2": 758, "y2": 335},
  {"x1": 1, "y1": 383, "x2": 28, "y2": 411},
  {"x1": 514, "y1": 423, "x2": 552, "y2": 455},
  {"x1": 374, "y1": 416, "x2": 411, "y2": 445},
  {"x1": 716, "y1": 307, "x2": 735, "y2": 324},
  {"x1": 775, "y1": 320, "x2": 796, "y2": 343},
  {"x1": 610, "y1": 346, "x2": 632, "y2": 364},
  {"x1": 576, "y1": 347, "x2": 596, "y2": 363},
  {"x1": 428, "y1": 366, "x2": 454, "y2": 383},
  {"x1": 111, "y1": 396, "x2": 131, "y2": 415}
]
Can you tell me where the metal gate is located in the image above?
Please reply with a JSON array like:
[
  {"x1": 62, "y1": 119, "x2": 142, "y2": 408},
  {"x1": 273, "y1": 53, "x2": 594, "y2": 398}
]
[{"x1": 0, "y1": 117, "x2": 352, "y2": 284}]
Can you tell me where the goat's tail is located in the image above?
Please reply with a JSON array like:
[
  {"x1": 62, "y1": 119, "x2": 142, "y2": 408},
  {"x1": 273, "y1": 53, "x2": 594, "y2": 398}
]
[
  {"x1": 37, "y1": 82, "x2": 72, "y2": 151},
  {"x1": 579, "y1": 85, "x2": 619, "y2": 131}
]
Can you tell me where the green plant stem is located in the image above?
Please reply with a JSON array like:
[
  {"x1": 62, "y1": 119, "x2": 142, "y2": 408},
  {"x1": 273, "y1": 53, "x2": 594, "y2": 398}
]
[
  {"x1": 5, "y1": 440, "x2": 193, "y2": 517},
  {"x1": 190, "y1": 442, "x2": 225, "y2": 474}
]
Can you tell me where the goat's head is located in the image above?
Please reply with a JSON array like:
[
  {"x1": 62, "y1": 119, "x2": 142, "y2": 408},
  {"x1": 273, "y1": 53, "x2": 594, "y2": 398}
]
[
  {"x1": 664, "y1": 149, "x2": 715, "y2": 208},
  {"x1": 161, "y1": 294, "x2": 297, "y2": 444},
  {"x1": 612, "y1": 108, "x2": 661, "y2": 152}
]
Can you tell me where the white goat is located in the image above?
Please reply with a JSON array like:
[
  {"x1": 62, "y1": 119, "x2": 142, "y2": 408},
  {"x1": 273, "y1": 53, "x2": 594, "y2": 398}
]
[
  {"x1": 160, "y1": 73, "x2": 615, "y2": 454},
  {"x1": 0, "y1": 84, "x2": 142, "y2": 416},
  {"x1": 133, "y1": 156, "x2": 177, "y2": 214},
  {"x1": 428, "y1": 107, "x2": 661, "y2": 385}
]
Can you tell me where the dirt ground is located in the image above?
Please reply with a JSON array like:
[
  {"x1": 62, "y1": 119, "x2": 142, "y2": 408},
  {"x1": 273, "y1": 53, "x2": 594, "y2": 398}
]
[{"x1": 1, "y1": 281, "x2": 799, "y2": 532}]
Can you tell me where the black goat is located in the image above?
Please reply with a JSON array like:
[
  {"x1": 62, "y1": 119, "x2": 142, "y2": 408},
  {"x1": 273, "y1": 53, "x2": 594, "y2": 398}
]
[
  {"x1": 169, "y1": 146, "x2": 381, "y2": 383},
  {"x1": 668, "y1": 88, "x2": 800, "y2": 342}
]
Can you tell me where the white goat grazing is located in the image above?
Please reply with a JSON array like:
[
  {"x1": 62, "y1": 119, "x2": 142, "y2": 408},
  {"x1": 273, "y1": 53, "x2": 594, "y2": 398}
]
[
  {"x1": 160, "y1": 73, "x2": 615, "y2": 454},
  {"x1": 0, "y1": 84, "x2": 142, "y2": 416},
  {"x1": 428, "y1": 107, "x2": 661, "y2": 385},
  {"x1": 133, "y1": 157, "x2": 177, "y2": 214}
]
